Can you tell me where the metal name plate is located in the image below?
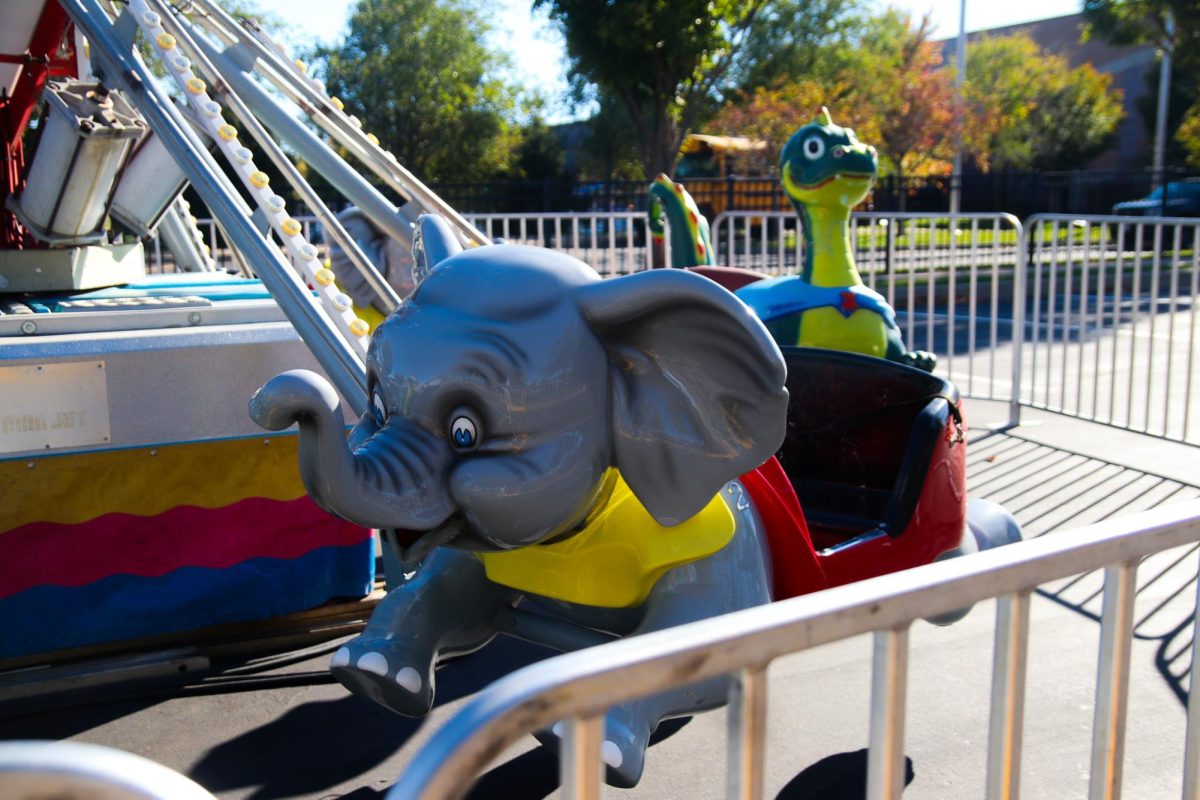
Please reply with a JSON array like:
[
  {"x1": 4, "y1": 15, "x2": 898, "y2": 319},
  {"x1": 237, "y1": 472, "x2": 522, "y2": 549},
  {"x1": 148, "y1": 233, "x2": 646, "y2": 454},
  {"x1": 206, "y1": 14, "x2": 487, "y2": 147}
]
[{"x1": 0, "y1": 361, "x2": 111, "y2": 454}]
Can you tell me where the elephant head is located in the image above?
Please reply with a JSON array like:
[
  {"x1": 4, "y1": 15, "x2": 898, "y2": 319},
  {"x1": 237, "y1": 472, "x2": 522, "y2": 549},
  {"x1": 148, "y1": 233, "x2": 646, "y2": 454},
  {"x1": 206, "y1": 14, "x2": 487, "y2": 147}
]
[{"x1": 250, "y1": 215, "x2": 788, "y2": 562}]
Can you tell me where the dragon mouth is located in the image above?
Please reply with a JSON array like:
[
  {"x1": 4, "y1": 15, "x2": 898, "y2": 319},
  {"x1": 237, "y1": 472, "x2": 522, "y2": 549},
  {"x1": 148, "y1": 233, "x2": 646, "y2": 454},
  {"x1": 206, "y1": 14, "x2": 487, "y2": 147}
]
[
  {"x1": 794, "y1": 172, "x2": 874, "y2": 191},
  {"x1": 783, "y1": 163, "x2": 875, "y2": 194}
]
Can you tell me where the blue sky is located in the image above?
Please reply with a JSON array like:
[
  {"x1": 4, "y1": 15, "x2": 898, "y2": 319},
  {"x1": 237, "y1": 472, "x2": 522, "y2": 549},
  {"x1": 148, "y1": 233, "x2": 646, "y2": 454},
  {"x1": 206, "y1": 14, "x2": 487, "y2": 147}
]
[{"x1": 253, "y1": 0, "x2": 1084, "y2": 120}]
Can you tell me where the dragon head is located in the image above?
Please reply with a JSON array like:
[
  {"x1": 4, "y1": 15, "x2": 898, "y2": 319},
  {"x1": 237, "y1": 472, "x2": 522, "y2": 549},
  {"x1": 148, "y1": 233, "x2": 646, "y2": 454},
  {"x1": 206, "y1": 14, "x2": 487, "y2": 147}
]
[
  {"x1": 780, "y1": 107, "x2": 878, "y2": 211},
  {"x1": 648, "y1": 173, "x2": 715, "y2": 266}
]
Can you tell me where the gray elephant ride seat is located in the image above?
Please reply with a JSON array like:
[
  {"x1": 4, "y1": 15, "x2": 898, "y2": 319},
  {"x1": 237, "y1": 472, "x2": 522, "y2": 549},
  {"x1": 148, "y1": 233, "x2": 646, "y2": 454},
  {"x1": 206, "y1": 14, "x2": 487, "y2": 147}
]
[
  {"x1": 249, "y1": 214, "x2": 1019, "y2": 787},
  {"x1": 250, "y1": 216, "x2": 796, "y2": 787}
]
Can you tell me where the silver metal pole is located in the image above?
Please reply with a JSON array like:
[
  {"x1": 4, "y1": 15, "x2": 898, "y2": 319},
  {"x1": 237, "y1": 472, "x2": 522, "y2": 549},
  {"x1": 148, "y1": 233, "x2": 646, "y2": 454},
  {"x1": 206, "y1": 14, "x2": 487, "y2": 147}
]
[
  {"x1": 189, "y1": 34, "x2": 415, "y2": 251},
  {"x1": 1088, "y1": 561, "x2": 1137, "y2": 800},
  {"x1": 62, "y1": 0, "x2": 368, "y2": 412},
  {"x1": 986, "y1": 591, "x2": 1030, "y2": 800},
  {"x1": 727, "y1": 665, "x2": 769, "y2": 800},
  {"x1": 867, "y1": 625, "x2": 910, "y2": 800},
  {"x1": 1152, "y1": 15, "x2": 1174, "y2": 193},
  {"x1": 560, "y1": 715, "x2": 603, "y2": 800},
  {"x1": 1182, "y1": 568, "x2": 1200, "y2": 799},
  {"x1": 950, "y1": 0, "x2": 967, "y2": 215}
]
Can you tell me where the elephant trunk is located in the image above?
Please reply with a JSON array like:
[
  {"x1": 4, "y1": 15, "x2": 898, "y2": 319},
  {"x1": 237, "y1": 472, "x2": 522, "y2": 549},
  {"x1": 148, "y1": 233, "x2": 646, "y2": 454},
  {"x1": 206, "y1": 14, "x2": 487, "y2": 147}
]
[{"x1": 249, "y1": 369, "x2": 455, "y2": 531}]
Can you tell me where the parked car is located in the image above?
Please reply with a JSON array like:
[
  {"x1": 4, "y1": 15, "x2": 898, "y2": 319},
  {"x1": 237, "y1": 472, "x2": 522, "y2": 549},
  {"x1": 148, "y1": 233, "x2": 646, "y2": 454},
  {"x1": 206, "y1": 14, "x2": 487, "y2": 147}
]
[{"x1": 1111, "y1": 180, "x2": 1200, "y2": 217}]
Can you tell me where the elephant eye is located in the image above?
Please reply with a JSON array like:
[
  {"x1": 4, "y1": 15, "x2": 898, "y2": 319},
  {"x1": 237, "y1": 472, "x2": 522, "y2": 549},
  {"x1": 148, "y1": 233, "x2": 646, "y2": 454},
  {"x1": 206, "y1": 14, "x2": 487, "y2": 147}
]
[
  {"x1": 804, "y1": 136, "x2": 825, "y2": 160},
  {"x1": 450, "y1": 414, "x2": 478, "y2": 450},
  {"x1": 372, "y1": 390, "x2": 388, "y2": 425}
]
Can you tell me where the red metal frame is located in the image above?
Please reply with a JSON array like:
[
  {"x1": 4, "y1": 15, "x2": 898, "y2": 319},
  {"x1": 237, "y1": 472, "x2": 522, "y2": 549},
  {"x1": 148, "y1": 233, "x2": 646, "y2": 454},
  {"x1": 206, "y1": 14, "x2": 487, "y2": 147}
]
[{"x1": 1, "y1": 1, "x2": 76, "y2": 248}]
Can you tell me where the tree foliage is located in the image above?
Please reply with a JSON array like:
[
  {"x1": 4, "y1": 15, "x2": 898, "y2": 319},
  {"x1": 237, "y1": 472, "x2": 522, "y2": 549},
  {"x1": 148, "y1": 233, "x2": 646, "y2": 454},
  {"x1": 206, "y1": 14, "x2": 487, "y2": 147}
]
[
  {"x1": 1083, "y1": 0, "x2": 1200, "y2": 70},
  {"x1": 310, "y1": 0, "x2": 518, "y2": 182},
  {"x1": 1084, "y1": 0, "x2": 1199, "y2": 168},
  {"x1": 728, "y1": 0, "x2": 866, "y2": 93},
  {"x1": 705, "y1": 10, "x2": 961, "y2": 179},
  {"x1": 1177, "y1": 101, "x2": 1200, "y2": 167},
  {"x1": 710, "y1": 80, "x2": 878, "y2": 174},
  {"x1": 711, "y1": 16, "x2": 1128, "y2": 177},
  {"x1": 508, "y1": 113, "x2": 565, "y2": 180},
  {"x1": 852, "y1": 11, "x2": 959, "y2": 179},
  {"x1": 965, "y1": 33, "x2": 1124, "y2": 171},
  {"x1": 535, "y1": 0, "x2": 766, "y2": 179}
]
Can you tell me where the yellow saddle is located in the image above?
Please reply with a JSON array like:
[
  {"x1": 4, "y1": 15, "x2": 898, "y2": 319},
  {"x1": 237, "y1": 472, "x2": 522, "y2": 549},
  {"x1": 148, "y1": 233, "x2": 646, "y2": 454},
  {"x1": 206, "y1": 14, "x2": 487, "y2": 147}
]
[{"x1": 477, "y1": 471, "x2": 735, "y2": 608}]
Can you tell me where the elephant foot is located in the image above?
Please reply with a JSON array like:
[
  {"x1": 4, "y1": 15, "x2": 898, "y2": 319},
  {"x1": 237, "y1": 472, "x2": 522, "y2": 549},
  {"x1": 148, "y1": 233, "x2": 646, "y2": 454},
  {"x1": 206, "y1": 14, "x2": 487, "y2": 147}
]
[
  {"x1": 535, "y1": 713, "x2": 651, "y2": 788},
  {"x1": 925, "y1": 499, "x2": 1024, "y2": 626},
  {"x1": 330, "y1": 635, "x2": 434, "y2": 717}
]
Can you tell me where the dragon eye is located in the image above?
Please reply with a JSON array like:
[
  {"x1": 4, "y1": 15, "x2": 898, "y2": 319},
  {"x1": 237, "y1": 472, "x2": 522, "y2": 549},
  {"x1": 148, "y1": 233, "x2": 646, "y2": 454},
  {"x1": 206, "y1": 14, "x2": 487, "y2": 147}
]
[
  {"x1": 371, "y1": 390, "x2": 388, "y2": 425},
  {"x1": 450, "y1": 414, "x2": 478, "y2": 450},
  {"x1": 803, "y1": 136, "x2": 825, "y2": 160}
]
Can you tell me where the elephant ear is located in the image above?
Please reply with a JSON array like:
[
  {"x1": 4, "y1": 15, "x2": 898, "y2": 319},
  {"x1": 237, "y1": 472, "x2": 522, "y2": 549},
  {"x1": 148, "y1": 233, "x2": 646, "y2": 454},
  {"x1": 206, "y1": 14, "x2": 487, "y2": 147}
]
[
  {"x1": 411, "y1": 214, "x2": 463, "y2": 284},
  {"x1": 574, "y1": 269, "x2": 789, "y2": 526}
]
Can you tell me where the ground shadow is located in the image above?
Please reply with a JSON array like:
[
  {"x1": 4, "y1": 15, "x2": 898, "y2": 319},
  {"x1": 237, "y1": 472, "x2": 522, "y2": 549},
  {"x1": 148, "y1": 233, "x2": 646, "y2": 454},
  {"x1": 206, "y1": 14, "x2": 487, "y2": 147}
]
[
  {"x1": 0, "y1": 697, "x2": 163, "y2": 741},
  {"x1": 190, "y1": 634, "x2": 556, "y2": 799},
  {"x1": 461, "y1": 715, "x2": 693, "y2": 799},
  {"x1": 775, "y1": 748, "x2": 914, "y2": 799}
]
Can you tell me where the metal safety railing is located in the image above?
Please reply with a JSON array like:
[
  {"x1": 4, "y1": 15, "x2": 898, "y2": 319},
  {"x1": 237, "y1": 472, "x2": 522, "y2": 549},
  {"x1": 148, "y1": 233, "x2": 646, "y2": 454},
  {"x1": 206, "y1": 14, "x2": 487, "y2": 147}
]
[
  {"x1": 389, "y1": 500, "x2": 1200, "y2": 800},
  {"x1": 1014, "y1": 214, "x2": 1200, "y2": 446},
  {"x1": 467, "y1": 211, "x2": 652, "y2": 275},
  {"x1": 167, "y1": 211, "x2": 654, "y2": 278},
  {"x1": 168, "y1": 209, "x2": 1200, "y2": 446}
]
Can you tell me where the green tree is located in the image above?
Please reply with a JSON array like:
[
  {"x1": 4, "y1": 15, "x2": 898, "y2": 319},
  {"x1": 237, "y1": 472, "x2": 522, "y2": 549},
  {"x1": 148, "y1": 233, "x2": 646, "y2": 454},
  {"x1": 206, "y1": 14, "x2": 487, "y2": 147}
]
[
  {"x1": 536, "y1": 0, "x2": 766, "y2": 178},
  {"x1": 1084, "y1": 0, "x2": 1199, "y2": 166},
  {"x1": 508, "y1": 114, "x2": 565, "y2": 180},
  {"x1": 710, "y1": 80, "x2": 877, "y2": 174},
  {"x1": 710, "y1": 10, "x2": 960, "y2": 180},
  {"x1": 1177, "y1": 101, "x2": 1200, "y2": 166},
  {"x1": 1083, "y1": 0, "x2": 1200, "y2": 71},
  {"x1": 854, "y1": 11, "x2": 959, "y2": 179},
  {"x1": 965, "y1": 33, "x2": 1124, "y2": 171},
  {"x1": 577, "y1": 95, "x2": 643, "y2": 180},
  {"x1": 728, "y1": 0, "x2": 866, "y2": 93},
  {"x1": 311, "y1": 0, "x2": 518, "y2": 182}
]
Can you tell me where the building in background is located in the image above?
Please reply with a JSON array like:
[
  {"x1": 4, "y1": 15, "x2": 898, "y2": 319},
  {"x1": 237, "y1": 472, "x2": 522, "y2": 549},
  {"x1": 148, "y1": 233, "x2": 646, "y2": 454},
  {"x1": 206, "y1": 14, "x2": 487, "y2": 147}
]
[{"x1": 941, "y1": 13, "x2": 1156, "y2": 169}]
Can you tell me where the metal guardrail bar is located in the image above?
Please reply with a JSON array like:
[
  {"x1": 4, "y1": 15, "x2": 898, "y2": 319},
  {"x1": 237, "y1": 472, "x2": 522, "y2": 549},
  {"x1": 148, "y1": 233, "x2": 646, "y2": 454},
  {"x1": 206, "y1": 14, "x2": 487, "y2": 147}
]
[
  {"x1": 389, "y1": 499, "x2": 1200, "y2": 800},
  {"x1": 1090, "y1": 561, "x2": 1137, "y2": 800},
  {"x1": 1185, "y1": 589, "x2": 1200, "y2": 799}
]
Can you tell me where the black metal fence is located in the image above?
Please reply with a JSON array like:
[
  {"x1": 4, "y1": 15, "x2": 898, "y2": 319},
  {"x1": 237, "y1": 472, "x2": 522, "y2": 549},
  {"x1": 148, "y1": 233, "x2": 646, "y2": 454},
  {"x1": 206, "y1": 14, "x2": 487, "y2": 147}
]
[{"x1": 424, "y1": 169, "x2": 1200, "y2": 218}]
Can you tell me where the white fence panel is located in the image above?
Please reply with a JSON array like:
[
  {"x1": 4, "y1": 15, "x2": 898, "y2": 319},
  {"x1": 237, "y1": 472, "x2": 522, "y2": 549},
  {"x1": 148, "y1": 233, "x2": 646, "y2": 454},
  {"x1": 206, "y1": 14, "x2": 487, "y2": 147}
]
[
  {"x1": 465, "y1": 212, "x2": 652, "y2": 276},
  {"x1": 1016, "y1": 214, "x2": 1200, "y2": 445}
]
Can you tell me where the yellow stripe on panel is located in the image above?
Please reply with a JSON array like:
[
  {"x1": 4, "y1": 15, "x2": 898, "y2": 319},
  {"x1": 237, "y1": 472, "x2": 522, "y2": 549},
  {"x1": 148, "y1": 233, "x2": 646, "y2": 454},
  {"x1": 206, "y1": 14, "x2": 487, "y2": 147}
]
[{"x1": 0, "y1": 436, "x2": 308, "y2": 531}]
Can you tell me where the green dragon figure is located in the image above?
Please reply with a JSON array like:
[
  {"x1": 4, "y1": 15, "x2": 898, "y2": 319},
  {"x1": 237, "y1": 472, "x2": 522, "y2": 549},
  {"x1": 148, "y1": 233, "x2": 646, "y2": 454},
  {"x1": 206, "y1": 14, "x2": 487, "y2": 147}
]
[
  {"x1": 648, "y1": 173, "x2": 715, "y2": 267},
  {"x1": 735, "y1": 109, "x2": 936, "y2": 371}
]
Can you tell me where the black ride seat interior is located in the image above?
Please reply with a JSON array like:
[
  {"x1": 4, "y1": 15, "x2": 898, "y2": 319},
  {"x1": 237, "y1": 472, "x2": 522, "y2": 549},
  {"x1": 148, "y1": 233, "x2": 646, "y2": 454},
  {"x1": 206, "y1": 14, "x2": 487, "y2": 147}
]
[{"x1": 775, "y1": 347, "x2": 959, "y2": 546}]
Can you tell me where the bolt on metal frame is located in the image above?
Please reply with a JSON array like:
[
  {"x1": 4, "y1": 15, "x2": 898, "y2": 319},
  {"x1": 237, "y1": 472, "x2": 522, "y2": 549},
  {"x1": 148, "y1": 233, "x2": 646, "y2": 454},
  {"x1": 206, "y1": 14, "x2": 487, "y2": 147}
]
[{"x1": 389, "y1": 500, "x2": 1200, "y2": 800}]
